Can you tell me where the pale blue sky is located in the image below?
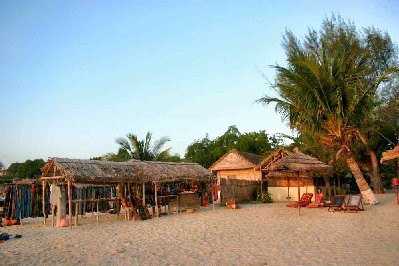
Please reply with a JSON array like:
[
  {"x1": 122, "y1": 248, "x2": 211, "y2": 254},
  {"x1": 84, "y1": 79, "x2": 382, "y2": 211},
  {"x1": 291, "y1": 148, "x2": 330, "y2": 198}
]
[{"x1": 1, "y1": 1, "x2": 398, "y2": 166}]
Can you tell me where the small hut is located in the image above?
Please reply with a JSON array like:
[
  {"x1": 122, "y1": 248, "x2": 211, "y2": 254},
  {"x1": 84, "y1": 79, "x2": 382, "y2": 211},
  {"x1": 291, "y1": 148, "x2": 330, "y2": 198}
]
[
  {"x1": 266, "y1": 149, "x2": 332, "y2": 203},
  {"x1": 209, "y1": 149, "x2": 263, "y2": 205},
  {"x1": 209, "y1": 148, "x2": 331, "y2": 204}
]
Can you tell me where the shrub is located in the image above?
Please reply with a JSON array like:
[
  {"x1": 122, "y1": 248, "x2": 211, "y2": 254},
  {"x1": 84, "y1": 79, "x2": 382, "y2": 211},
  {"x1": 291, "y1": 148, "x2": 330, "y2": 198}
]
[{"x1": 255, "y1": 188, "x2": 273, "y2": 203}]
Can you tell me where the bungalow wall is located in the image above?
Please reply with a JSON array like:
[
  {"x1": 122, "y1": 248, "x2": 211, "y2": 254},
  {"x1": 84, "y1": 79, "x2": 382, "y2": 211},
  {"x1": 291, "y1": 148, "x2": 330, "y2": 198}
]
[
  {"x1": 268, "y1": 177, "x2": 315, "y2": 202},
  {"x1": 215, "y1": 169, "x2": 262, "y2": 205}
]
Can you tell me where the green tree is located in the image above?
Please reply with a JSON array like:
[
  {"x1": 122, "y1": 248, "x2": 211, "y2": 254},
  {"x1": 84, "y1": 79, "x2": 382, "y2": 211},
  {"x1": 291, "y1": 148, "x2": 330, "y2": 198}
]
[
  {"x1": 110, "y1": 131, "x2": 172, "y2": 161},
  {"x1": 5, "y1": 159, "x2": 45, "y2": 179},
  {"x1": 258, "y1": 15, "x2": 397, "y2": 204},
  {"x1": 184, "y1": 125, "x2": 279, "y2": 168}
]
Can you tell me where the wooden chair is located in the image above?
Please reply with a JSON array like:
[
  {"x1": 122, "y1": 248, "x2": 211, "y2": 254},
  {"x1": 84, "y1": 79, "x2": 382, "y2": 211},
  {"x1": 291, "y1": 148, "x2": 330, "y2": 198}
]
[
  {"x1": 326, "y1": 195, "x2": 346, "y2": 212},
  {"x1": 286, "y1": 193, "x2": 313, "y2": 208},
  {"x1": 344, "y1": 194, "x2": 364, "y2": 213}
]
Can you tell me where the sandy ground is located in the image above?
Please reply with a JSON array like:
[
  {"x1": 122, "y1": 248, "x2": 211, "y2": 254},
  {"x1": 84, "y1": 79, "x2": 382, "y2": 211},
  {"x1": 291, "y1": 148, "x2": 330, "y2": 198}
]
[{"x1": 1, "y1": 193, "x2": 399, "y2": 266}]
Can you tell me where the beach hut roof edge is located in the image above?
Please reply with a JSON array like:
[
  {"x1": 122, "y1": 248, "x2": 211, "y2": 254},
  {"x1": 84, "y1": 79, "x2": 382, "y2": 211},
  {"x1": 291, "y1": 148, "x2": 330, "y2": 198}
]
[
  {"x1": 208, "y1": 149, "x2": 262, "y2": 171},
  {"x1": 267, "y1": 148, "x2": 332, "y2": 175},
  {"x1": 41, "y1": 157, "x2": 214, "y2": 184}
]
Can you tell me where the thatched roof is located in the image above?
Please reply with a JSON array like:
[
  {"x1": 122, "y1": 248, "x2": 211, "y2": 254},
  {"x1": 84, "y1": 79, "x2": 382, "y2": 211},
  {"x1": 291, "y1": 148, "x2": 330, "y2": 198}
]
[
  {"x1": 267, "y1": 148, "x2": 331, "y2": 178},
  {"x1": 256, "y1": 148, "x2": 290, "y2": 170},
  {"x1": 41, "y1": 158, "x2": 214, "y2": 184},
  {"x1": 381, "y1": 145, "x2": 399, "y2": 164},
  {"x1": 209, "y1": 149, "x2": 262, "y2": 171},
  {"x1": 13, "y1": 179, "x2": 40, "y2": 185},
  {"x1": 128, "y1": 159, "x2": 214, "y2": 182}
]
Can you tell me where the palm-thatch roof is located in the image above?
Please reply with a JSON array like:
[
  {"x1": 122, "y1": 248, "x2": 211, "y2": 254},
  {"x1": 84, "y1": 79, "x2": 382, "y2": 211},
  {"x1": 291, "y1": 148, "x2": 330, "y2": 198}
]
[
  {"x1": 256, "y1": 148, "x2": 290, "y2": 170},
  {"x1": 381, "y1": 145, "x2": 399, "y2": 164},
  {"x1": 41, "y1": 158, "x2": 214, "y2": 184},
  {"x1": 267, "y1": 148, "x2": 331, "y2": 178},
  {"x1": 209, "y1": 149, "x2": 262, "y2": 171}
]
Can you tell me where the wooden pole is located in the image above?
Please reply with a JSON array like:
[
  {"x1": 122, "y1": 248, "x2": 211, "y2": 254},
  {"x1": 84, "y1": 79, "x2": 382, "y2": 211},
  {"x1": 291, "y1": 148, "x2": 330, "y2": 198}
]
[
  {"x1": 51, "y1": 203, "x2": 55, "y2": 227},
  {"x1": 154, "y1": 182, "x2": 159, "y2": 217},
  {"x1": 260, "y1": 169, "x2": 263, "y2": 195},
  {"x1": 135, "y1": 183, "x2": 139, "y2": 197},
  {"x1": 42, "y1": 180, "x2": 46, "y2": 225},
  {"x1": 67, "y1": 180, "x2": 72, "y2": 229},
  {"x1": 297, "y1": 172, "x2": 301, "y2": 215},
  {"x1": 75, "y1": 202, "x2": 79, "y2": 226},
  {"x1": 142, "y1": 183, "x2": 146, "y2": 206},
  {"x1": 211, "y1": 183, "x2": 214, "y2": 211},
  {"x1": 96, "y1": 201, "x2": 99, "y2": 223}
]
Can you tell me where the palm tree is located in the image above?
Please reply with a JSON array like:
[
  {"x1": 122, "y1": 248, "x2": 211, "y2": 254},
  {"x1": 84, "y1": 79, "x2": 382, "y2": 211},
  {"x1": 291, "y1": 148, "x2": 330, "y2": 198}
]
[
  {"x1": 258, "y1": 31, "x2": 396, "y2": 204},
  {"x1": 115, "y1": 131, "x2": 171, "y2": 161}
]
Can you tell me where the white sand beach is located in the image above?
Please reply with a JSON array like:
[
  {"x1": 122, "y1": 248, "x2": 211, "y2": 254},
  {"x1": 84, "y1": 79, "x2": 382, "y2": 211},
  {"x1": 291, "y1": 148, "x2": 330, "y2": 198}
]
[{"x1": 1, "y1": 193, "x2": 398, "y2": 266}]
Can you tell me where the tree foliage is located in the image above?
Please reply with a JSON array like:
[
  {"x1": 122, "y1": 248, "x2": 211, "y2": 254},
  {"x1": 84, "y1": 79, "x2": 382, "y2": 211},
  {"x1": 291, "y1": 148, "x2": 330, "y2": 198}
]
[
  {"x1": 184, "y1": 125, "x2": 283, "y2": 168},
  {"x1": 103, "y1": 131, "x2": 179, "y2": 162},
  {"x1": 5, "y1": 159, "x2": 45, "y2": 179},
  {"x1": 258, "y1": 14, "x2": 398, "y2": 203}
]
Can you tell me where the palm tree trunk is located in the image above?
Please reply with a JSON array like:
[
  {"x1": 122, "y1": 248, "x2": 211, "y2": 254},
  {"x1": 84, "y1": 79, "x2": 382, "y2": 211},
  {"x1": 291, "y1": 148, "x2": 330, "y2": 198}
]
[
  {"x1": 369, "y1": 150, "x2": 384, "y2": 193},
  {"x1": 346, "y1": 156, "x2": 378, "y2": 204},
  {"x1": 358, "y1": 133, "x2": 384, "y2": 194}
]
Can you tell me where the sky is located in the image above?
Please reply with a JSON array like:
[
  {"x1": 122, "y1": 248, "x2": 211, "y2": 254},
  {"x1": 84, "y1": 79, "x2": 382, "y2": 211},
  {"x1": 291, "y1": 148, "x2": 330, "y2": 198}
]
[{"x1": 1, "y1": 0, "x2": 399, "y2": 167}]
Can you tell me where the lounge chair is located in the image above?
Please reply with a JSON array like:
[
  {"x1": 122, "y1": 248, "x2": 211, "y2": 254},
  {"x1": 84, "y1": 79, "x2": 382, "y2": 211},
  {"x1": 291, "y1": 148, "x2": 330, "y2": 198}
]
[
  {"x1": 344, "y1": 194, "x2": 364, "y2": 213},
  {"x1": 325, "y1": 195, "x2": 346, "y2": 212},
  {"x1": 286, "y1": 193, "x2": 313, "y2": 208}
]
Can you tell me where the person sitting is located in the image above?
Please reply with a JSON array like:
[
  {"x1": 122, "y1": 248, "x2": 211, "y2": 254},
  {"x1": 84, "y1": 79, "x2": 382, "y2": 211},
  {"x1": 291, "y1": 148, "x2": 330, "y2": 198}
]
[
  {"x1": 315, "y1": 187, "x2": 324, "y2": 205},
  {"x1": 306, "y1": 187, "x2": 324, "y2": 208}
]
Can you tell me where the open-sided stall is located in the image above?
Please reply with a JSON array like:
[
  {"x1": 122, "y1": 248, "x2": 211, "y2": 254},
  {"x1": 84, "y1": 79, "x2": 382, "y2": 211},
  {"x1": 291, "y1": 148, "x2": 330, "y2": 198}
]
[{"x1": 41, "y1": 158, "x2": 214, "y2": 228}]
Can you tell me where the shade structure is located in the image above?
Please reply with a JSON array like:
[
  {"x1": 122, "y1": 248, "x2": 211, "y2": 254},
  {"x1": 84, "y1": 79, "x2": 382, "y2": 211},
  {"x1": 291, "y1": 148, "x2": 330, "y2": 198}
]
[
  {"x1": 381, "y1": 145, "x2": 399, "y2": 164},
  {"x1": 267, "y1": 148, "x2": 332, "y2": 173},
  {"x1": 41, "y1": 158, "x2": 214, "y2": 184},
  {"x1": 266, "y1": 148, "x2": 332, "y2": 214}
]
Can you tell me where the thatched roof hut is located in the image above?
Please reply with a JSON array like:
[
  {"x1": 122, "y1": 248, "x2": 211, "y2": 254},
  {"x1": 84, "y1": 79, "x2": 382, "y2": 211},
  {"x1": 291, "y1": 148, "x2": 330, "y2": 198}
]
[
  {"x1": 256, "y1": 149, "x2": 290, "y2": 171},
  {"x1": 381, "y1": 145, "x2": 399, "y2": 164},
  {"x1": 267, "y1": 148, "x2": 331, "y2": 212},
  {"x1": 41, "y1": 158, "x2": 214, "y2": 184},
  {"x1": 267, "y1": 149, "x2": 332, "y2": 178},
  {"x1": 209, "y1": 149, "x2": 262, "y2": 171}
]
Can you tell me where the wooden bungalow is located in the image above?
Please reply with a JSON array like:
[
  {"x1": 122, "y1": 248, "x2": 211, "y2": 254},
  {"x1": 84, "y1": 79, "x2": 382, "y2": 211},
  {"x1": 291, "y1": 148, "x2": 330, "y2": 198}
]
[
  {"x1": 264, "y1": 149, "x2": 331, "y2": 203},
  {"x1": 41, "y1": 158, "x2": 214, "y2": 228},
  {"x1": 209, "y1": 149, "x2": 264, "y2": 205},
  {"x1": 210, "y1": 148, "x2": 330, "y2": 203}
]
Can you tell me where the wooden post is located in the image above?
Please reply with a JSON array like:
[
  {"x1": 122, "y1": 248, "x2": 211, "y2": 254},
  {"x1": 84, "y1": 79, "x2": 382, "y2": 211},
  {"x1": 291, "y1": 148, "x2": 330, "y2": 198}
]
[
  {"x1": 67, "y1": 180, "x2": 72, "y2": 229},
  {"x1": 96, "y1": 201, "x2": 99, "y2": 223},
  {"x1": 91, "y1": 201, "x2": 94, "y2": 220},
  {"x1": 51, "y1": 204, "x2": 55, "y2": 227},
  {"x1": 177, "y1": 194, "x2": 179, "y2": 214},
  {"x1": 142, "y1": 183, "x2": 146, "y2": 206},
  {"x1": 42, "y1": 180, "x2": 46, "y2": 225},
  {"x1": 260, "y1": 169, "x2": 263, "y2": 195},
  {"x1": 305, "y1": 178, "x2": 308, "y2": 193},
  {"x1": 75, "y1": 202, "x2": 79, "y2": 226},
  {"x1": 135, "y1": 183, "x2": 139, "y2": 197},
  {"x1": 154, "y1": 182, "x2": 159, "y2": 217},
  {"x1": 297, "y1": 172, "x2": 301, "y2": 215}
]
